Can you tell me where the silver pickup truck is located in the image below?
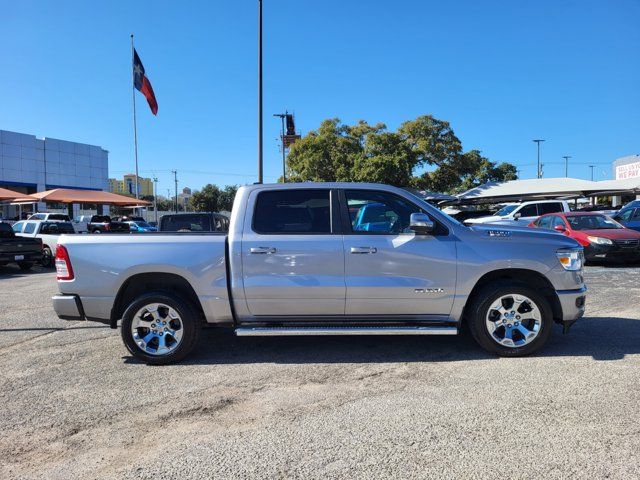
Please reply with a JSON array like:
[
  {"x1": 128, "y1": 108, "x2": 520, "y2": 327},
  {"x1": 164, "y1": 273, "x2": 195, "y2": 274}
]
[{"x1": 52, "y1": 183, "x2": 586, "y2": 364}]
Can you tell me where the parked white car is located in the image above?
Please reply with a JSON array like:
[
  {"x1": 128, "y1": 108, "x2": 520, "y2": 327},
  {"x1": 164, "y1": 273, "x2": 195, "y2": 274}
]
[
  {"x1": 27, "y1": 213, "x2": 71, "y2": 222},
  {"x1": 464, "y1": 200, "x2": 571, "y2": 226},
  {"x1": 13, "y1": 220, "x2": 76, "y2": 267}
]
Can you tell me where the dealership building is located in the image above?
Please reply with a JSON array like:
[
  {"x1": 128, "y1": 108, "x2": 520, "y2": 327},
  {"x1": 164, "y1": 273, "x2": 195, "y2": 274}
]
[
  {"x1": 0, "y1": 129, "x2": 109, "y2": 218},
  {"x1": 612, "y1": 154, "x2": 640, "y2": 205}
]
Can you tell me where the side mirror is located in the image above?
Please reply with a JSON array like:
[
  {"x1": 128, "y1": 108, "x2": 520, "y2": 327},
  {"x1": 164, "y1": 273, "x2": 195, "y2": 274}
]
[
  {"x1": 513, "y1": 212, "x2": 522, "y2": 220},
  {"x1": 409, "y1": 213, "x2": 434, "y2": 235},
  {"x1": 553, "y1": 224, "x2": 566, "y2": 232}
]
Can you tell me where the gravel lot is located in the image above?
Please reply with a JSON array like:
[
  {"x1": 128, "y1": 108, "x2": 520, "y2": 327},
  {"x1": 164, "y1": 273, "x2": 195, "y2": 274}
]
[{"x1": 1, "y1": 263, "x2": 639, "y2": 479}]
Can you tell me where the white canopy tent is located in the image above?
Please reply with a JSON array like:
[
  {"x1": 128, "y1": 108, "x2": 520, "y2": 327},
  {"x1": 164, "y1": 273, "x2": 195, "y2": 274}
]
[{"x1": 446, "y1": 177, "x2": 640, "y2": 205}]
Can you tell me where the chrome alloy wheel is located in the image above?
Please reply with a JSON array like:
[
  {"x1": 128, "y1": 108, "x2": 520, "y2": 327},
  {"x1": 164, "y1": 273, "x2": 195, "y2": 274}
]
[
  {"x1": 131, "y1": 303, "x2": 184, "y2": 356},
  {"x1": 485, "y1": 294, "x2": 542, "y2": 348}
]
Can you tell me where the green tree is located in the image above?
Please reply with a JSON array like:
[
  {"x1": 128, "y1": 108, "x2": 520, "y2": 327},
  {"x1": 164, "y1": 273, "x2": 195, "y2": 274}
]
[
  {"x1": 219, "y1": 185, "x2": 239, "y2": 212},
  {"x1": 155, "y1": 197, "x2": 173, "y2": 211},
  {"x1": 286, "y1": 115, "x2": 518, "y2": 193},
  {"x1": 190, "y1": 184, "x2": 221, "y2": 212}
]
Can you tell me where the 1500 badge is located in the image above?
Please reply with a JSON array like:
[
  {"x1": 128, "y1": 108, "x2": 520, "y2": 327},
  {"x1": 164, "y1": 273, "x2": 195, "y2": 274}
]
[{"x1": 415, "y1": 288, "x2": 445, "y2": 293}]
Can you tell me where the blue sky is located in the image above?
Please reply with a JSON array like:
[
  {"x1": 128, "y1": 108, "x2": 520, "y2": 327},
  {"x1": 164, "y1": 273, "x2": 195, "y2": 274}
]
[{"x1": 1, "y1": 0, "x2": 638, "y2": 194}]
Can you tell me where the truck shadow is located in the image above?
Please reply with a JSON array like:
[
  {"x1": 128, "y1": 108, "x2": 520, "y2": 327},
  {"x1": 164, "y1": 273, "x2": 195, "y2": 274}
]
[
  {"x1": 167, "y1": 316, "x2": 640, "y2": 365},
  {"x1": 0, "y1": 264, "x2": 53, "y2": 277}
]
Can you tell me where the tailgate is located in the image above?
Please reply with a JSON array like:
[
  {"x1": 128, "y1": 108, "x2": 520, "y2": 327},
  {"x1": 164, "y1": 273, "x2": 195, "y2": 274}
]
[{"x1": 0, "y1": 238, "x2": 42, "y2": 258}]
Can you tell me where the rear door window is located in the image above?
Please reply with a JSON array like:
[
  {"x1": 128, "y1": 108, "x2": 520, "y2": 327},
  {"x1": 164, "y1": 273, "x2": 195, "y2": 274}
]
[
  {"x1": 161, "y1": 214, "x2": 212, "y2": 232},
  {"x1": 539, "y1": 203, "x2": 563, "y2": 214},
  {"x1": 518, "y1": 204, "x2": 538, "y2": 217},
  {"x1": 253, "y1": 190, "x2": 331, "y2": 234}
]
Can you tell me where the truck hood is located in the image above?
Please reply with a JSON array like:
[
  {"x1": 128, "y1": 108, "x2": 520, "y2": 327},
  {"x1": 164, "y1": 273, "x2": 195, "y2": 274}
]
[{"x1": 468, "y1": 224, "x2": 581, "y2": 249}]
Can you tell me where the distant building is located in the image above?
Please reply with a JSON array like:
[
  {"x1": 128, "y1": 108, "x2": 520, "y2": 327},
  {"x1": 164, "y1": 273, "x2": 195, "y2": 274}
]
[
  {"x1": 0, "y1": 129, "x2": 109, "y2": 218},
  {"x1": 177, "y1": 186, "x2": 192, "y2": 209},
  {"x1": 109, "y1": 173, "x2": 153, "y2": 197}
]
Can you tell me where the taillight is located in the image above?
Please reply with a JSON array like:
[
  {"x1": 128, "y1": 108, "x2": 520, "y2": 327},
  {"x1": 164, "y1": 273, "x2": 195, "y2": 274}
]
[
  {"x1": 55, "y1": 245, "x2": 74, "y2": 280},
  {"x1": 105, "y1": 224, "x2": 110, "y2": 231}
]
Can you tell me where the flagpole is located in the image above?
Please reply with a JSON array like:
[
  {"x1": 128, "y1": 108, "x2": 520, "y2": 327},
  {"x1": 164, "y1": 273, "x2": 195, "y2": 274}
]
[
  {"x1": 257, "y1": 0, "x2": 263, "y2": 184},
  {"x1": 131, "y1": 34, "x2": 140, "y2": 209}
]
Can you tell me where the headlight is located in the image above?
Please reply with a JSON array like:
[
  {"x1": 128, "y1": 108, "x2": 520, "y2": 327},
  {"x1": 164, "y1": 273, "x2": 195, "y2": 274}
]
[
  {"x1": 556, "y1": 248, "x2": 583, "y2": 271},
  {"x1": 587, "y1": 236, "x2": 613, "y2": 245}
]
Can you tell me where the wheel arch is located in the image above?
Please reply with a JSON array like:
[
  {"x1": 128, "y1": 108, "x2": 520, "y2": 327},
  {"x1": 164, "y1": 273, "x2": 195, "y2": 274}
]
[
  {"x1": 463, "y1": 269, "x2": 562, "y2": 323},
  {"x1": 110, "y1": 272, "x2": 206, "y2": 328}
]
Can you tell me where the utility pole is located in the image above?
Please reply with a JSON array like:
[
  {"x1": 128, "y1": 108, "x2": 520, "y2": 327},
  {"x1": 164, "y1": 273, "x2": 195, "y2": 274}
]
[
  {"x1": 562, "y1": 156, "x2": 571, "y2": 178},
  {"x1": 273, "y1": 112, "x2": 287, "y2": 182},
  {"x1": 257, "y1": 0, "x2": 263, "y2": 183},
  {"x1": 532, "y1": 139, "x2": 545, "y2": 179},
  {"x1": 153, "y1": 176, "x2": 158, "y2": 224},
  {"x1": 589, "y1": 165, "x2": 595, "y2": 181},
  {"x1": 172, "y1": 170, "x2": 178, "y2": 213}
]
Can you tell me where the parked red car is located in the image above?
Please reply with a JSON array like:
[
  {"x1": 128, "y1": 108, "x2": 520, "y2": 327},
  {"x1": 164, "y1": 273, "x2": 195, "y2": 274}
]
[{"x1": 528, "y1": 212, "x2": 640, "y2": 262}]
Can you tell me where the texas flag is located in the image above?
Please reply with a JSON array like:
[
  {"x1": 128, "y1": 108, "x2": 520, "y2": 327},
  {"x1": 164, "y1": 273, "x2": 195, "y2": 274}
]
[{"x1": 133, "y1": 49, "x2": 158, "y2": 115}]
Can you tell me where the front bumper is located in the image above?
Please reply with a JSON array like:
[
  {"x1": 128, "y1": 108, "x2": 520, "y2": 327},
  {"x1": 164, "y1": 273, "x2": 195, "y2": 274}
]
[
  {"x1": 556, "y1": 286, "x2": 587, "y2": 325},
  {"x1": 584, "y1": 243, "x2": 640, "y2": 261}
]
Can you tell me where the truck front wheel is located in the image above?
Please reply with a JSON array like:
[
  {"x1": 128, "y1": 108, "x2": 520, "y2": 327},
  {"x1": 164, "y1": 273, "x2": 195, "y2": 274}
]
[
  {"x1": 467, "y1": 282, "x2": 553, "y2": 357},
  {"x1": 121, "y1": 292, "x2": 201, "y2": 365}
]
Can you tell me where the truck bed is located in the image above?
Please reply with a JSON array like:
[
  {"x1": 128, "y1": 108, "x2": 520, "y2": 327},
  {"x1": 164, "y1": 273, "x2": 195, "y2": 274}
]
[{"x1": 57, "y1": 232, "x2": 231, "y2": 324}]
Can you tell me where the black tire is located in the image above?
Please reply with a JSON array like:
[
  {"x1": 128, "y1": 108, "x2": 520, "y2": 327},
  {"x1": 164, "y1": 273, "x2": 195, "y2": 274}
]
[
  {"x1": 121, "y1": 292, "x2": 201, "y2": 365},
  {"x1": 466, "y1": 281, "x2": 553, "y2": 357},
  {"x1": 41, "y1": 246, "x2": 53, "y2": 268},
  {"x1": 17, "y1": 262, "x2": 34, "y2": 271}
]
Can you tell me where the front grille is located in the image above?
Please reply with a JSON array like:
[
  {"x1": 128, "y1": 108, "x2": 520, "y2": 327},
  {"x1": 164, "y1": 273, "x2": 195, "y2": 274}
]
[{"x1": 615, "y1": 239, "x2": 640, "y2": 248}]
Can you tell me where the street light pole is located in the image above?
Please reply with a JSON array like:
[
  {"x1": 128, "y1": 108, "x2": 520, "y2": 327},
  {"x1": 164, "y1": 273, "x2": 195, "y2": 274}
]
[
  {"x1": 257, "y1": 0, "x2": 263, "y2": 184},
  {"x1": 273, "y1": 112, "x2": 287, "y2": 182},
  {"x1": 153, "y1": 176, "x2": 158, "y2": 224},
  {"x1": 562, "y1": 156, "x2": 571, "y2": 178},
  {"x1": 172, "y1": 170, "x2": 178, "y2": 213},
  {"x1": 589, "y1": 165, "x2": 595, "y2": 181},
  {"x1": 533, "y1": 139, "x2": 545, "y2": 178}
]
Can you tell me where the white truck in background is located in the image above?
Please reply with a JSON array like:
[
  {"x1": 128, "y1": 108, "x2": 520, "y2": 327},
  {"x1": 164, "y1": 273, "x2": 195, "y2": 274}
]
[
  {"x1": 13, "y1": 220, "x2": 76, "y2": 267},
  {"x1": 464, "y1": 200, "x2": 572, "y2": 226}
]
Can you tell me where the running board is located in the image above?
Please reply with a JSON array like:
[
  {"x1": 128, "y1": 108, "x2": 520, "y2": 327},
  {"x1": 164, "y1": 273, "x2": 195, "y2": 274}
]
[{"x1": 235, "y1": 326, "x2": 458, "y2": 337}]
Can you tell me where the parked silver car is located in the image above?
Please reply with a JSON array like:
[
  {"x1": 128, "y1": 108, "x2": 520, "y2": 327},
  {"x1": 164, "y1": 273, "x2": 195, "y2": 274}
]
[{"x1": 52, "y1": 183, "x2": 586, "y2": 364}]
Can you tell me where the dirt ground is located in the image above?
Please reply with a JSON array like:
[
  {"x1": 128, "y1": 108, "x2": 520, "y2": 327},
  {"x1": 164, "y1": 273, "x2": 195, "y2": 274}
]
[{"x1": 1, "y1": 263, "x2": 639, "y2": 479}]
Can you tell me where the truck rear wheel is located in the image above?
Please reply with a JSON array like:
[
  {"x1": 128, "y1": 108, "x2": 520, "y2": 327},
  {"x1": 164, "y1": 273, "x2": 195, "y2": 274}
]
[
  {"x1": 121, "y1": 292, "x2": 201, "y2": 365},
  {"x1": 467, "y1": 282, "x2": 553, "y2": 356}
]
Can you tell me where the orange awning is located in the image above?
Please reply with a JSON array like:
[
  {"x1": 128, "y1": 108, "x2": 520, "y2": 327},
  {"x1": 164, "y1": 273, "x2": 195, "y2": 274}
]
[
  {"x1": 29, "y1": 188, "x2": 151, "y2": 206},
  {"x1": 0, "y1": 187, "x2": 28, "y2": 201}
]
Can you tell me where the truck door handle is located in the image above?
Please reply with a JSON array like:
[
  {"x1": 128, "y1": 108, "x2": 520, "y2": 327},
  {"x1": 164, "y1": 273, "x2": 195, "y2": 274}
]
[
  {"x1": 350, "y1": 246, "x2": 377, "y2": 254},
  {"x1": 250, "y1": 247, "x2": 277, "y2": 254}
]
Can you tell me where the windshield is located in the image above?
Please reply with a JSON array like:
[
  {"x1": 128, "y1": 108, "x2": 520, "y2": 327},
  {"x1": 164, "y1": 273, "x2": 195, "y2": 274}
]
[
  {"x1": 495, "y1": 205, "x2": 518, "y2": 216},
  {"x1": 135, "y1": 221, "x2": 152, "y2": 228},
  {"x1": 566, "y1": 215, "x2": 622, "y2": 230}
]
